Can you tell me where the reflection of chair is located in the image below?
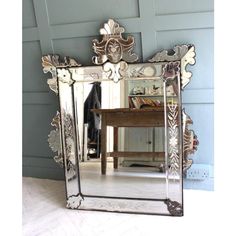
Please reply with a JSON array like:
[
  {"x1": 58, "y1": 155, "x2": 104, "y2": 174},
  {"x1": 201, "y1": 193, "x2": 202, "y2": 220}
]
[
  {"x1": 83, "y1": 82, "x2": 101, "y2": 161},
  {"x1": 92, "y1": 108, "x2": 165, "y2": 175},
  {"x1": 87, "y1": 131, "x2": 101, "y2": 158},
  {"x1": 83, "y1": 124, "x2": 100, "y2": 161}
]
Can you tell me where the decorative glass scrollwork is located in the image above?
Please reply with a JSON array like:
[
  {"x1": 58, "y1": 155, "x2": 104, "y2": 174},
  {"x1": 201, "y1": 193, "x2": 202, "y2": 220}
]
[
  {"x1": 182, "y1": 109, "x2": 199, "y2": 171},
  {"x1": 48, "y1": 111, "x2": 63, "y2": 167},
  {"x1": 103, "y1": 61, "x2": 128, "y2": 82},
  {"x1": 92, "y1": 19, "x2": 139, "y2": 65},
  {"x1": 42, "y1": 55, "x2": 81, "y2": 93},
  {"x1": 67, "y1": 194, "x2": 84, "y2": 209},
  {"x1": 149, "y1": 44, "x2": 196, "y2": 89}
]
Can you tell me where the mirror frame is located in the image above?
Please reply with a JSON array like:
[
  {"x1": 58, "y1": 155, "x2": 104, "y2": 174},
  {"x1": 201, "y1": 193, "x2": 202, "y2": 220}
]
[{"x1": 42, "y1": 19, "x2": 198, "y2": 216}]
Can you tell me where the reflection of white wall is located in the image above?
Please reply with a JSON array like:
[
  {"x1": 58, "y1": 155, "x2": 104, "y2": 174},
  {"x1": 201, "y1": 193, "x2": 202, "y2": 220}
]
[
  {"x1": 101, "y1": 81, "x2": 124, "y2": 152},
  {"x1": 76, "y1": 82, "x2": 101, "y2": 161},
  {"x1": 101, "y1": 81, "x2": 122, "y2": 109}
]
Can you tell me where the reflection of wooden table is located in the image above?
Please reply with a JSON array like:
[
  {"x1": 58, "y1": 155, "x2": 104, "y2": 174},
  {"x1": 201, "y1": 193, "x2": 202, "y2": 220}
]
[{"x1": 92, "y1": 108, "x2": 165, "y2": 175}]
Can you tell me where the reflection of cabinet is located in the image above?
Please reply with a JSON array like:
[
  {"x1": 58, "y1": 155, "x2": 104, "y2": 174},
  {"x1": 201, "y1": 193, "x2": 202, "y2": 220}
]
[
  {"x1": 122, "y1": 80, "x2": 166, "y2": 167},
  {"x1": 127, "y1": 79, "x2": 176, "y2": 108},
  {"x1": 123, "y1": 127, "x2": 165, "y2": 167},
  {"x1": 92, "y1": 108, "x2": 165, "y2": 174},
  {"x1": 127, "y1": 80, "x2": 164, "y2": 109}
]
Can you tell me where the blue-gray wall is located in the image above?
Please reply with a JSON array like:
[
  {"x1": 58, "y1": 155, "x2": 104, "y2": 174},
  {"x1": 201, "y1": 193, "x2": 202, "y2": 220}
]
[{"x1": 23, "y1": 0, "x2": 214, "y2": 190}]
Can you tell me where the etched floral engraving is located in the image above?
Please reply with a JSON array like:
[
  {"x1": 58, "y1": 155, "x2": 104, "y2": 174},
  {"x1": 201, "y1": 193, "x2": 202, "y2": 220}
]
[
  {"x1": 126, "y1": 64, "x2": 156, "y2": 78},
  {"x1": 63, "y1": 113, "x2": 77, "y2": 180},
  {"x1": 78, "y1": 197, "x2": 169, "y2": 214},
  {"x1": 162, "y1": 61, "x2": 180, "y2": 81},
  {"x1": 48, "y1": 129, "x2": 63, "y2": 167},
  {"x1": 48, "y1": 112, "x2": 63, "y2": 167},
  {"x1": 167, "y1": 101, "x2": 180, "y2": 176}
]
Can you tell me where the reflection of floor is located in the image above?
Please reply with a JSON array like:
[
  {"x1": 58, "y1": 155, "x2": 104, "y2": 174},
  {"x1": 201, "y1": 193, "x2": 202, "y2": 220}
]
[
  {"x1": 22, "y1": 177, "x2": 216, "y2": 236},
  {"x1": 80, "y1": 162, "x2": 180, "y2": 200}
]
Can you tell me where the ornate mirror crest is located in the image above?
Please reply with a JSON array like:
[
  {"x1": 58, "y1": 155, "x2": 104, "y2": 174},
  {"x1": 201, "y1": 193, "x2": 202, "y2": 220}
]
[
  {"x1": 92, "y1": 19, "x2": 138, "y2": 65},
  {"x1": 42, "y1": 19, "x2": 199, "y2": 216},
  {"x1": 91, "y1": 19, "x2": 139, "y2": 83}
]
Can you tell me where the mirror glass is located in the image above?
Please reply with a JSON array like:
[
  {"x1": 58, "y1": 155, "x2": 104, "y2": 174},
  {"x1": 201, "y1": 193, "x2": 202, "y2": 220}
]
[{"x1": 56, "y1": 61, "x2": 183, "y2": 215}]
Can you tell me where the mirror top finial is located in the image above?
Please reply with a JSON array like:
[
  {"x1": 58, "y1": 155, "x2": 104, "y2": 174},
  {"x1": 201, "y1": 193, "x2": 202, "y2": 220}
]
[{"x1": 92, "y1": 19, "x2": 139, "y2": 65}]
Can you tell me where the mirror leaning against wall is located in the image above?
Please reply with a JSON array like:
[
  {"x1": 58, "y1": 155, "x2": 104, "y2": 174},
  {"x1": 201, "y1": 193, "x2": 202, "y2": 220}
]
[{"x1": 42, "y1": 19, "x2": 198, "y2": 216}]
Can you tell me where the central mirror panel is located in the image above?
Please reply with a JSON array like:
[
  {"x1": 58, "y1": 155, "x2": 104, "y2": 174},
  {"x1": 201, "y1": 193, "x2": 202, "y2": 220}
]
[{"x1": 61, "y1": 61, "x2": 183, "y2": 214}]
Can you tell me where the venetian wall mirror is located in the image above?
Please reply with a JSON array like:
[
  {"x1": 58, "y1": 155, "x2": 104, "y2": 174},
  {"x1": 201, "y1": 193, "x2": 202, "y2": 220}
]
[{"x1": 42, "y1": 19, "x2": 198, "y2": 216}]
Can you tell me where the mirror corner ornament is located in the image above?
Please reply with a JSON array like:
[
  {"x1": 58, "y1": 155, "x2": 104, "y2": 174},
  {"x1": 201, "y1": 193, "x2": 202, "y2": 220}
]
[
  {"x1": 149, "y1": 44, "x2": 196, "y2": 89},
  {"x1": 42, "y1": 55, "x2": 81, "y2": 93},
  {"x1": 164, "y1": 199, "x2": 183, "y2": 216},
  {"x1": 67, "y1": 194, "x2": 84, "y2": 209},
  {"x1": 162, "y1": 61, "x2": 181, "y2": 82},
  {"x1": 57, "y1": 68, "x2": 74, "y2": 85}
]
